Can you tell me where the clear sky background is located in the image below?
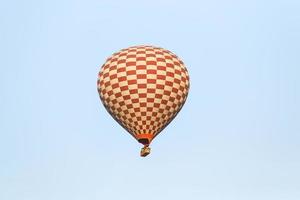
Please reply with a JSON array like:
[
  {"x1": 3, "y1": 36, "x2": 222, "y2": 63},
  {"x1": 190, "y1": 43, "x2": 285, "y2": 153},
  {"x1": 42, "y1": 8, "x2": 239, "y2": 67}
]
[{"x1": 1, "y1": 0, "x2": 300, "y2": 199}]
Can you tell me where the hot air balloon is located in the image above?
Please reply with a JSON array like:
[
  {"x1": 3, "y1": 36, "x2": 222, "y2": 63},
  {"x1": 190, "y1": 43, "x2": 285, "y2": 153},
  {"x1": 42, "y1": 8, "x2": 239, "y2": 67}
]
[{"x1": 97, "y1": 45, "x2": 190, "y2": 157}]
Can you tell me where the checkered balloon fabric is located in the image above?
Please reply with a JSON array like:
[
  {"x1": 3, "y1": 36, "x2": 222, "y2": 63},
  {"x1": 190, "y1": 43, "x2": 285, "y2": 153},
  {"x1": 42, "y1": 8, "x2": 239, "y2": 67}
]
[{"x1": 97, "y1": 45, "x2": 190, "y2": 144}]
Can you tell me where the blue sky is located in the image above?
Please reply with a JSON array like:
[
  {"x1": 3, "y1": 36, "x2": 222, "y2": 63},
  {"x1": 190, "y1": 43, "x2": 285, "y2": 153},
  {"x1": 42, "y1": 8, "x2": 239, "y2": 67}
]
[{"x1": 1, "y1": 0, "x2": 300, "y2": 199}]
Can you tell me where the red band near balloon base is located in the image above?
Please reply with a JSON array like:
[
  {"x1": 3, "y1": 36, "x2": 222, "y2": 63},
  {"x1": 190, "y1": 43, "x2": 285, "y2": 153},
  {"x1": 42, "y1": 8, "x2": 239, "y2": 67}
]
[{"x1": 136, "y1": 134, "x2": 154, "y2": 145}]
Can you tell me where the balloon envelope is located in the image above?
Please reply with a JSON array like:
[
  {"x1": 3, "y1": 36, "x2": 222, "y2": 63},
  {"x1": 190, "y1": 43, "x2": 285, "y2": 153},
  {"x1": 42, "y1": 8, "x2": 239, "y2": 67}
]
[{"x1": 97, "y1": 45, "x2": 190, "y2": 155}]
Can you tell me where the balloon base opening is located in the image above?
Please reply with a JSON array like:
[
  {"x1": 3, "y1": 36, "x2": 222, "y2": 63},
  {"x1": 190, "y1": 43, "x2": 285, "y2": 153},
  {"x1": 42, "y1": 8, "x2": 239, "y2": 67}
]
[
  {"x1": 138, "y1": 138, "x2": 150, "y2": 145},
  {"x1": 140, "y1": 146, "x2": 151, "y2": 157}
]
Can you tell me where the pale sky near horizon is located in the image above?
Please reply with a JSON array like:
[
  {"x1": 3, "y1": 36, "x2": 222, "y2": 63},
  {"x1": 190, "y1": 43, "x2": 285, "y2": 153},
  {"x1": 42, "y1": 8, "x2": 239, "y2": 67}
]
[{"x1": 1, "y1": 0, "x2": 300, "y2": 199}]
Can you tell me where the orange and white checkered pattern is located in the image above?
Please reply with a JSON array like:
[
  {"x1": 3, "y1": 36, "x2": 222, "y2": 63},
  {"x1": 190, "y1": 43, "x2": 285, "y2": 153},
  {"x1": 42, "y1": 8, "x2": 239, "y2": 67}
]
[{"x1": 97, "y1": 45, "x2": 189, "y2": 144}]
